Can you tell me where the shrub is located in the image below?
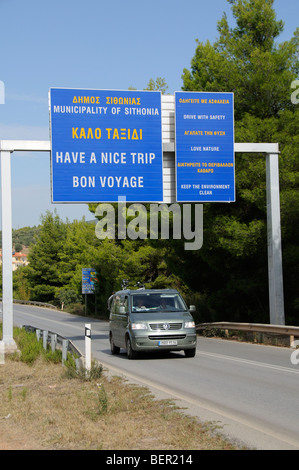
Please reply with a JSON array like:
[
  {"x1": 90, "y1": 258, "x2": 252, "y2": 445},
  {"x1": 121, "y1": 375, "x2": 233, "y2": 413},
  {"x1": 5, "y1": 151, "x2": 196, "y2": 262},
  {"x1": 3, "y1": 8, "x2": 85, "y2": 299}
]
[{"x1": 13, "y1": 328, "x2": 43, "y2": 365}]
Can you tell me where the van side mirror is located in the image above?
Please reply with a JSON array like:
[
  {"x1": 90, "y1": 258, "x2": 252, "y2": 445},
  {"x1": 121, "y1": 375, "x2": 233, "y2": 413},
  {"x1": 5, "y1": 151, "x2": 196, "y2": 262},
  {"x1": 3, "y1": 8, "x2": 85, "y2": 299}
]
[
  {"x1": 119, "y1": 306, "x2": 126, "y2": 314},
  {"x1": 189, "y1": 305, "x2": 196, "y2": 312}
]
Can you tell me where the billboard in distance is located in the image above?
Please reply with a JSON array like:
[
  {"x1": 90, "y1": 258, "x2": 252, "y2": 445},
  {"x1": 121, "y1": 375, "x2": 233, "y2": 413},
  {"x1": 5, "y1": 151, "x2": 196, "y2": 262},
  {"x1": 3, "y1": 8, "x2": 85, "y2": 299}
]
[
  {"x1": 49, "y1": 88, "x2": 163, "y2": 203},
  {"x1": 175, "y1": 91, "x2": 235, "y2": 202}
]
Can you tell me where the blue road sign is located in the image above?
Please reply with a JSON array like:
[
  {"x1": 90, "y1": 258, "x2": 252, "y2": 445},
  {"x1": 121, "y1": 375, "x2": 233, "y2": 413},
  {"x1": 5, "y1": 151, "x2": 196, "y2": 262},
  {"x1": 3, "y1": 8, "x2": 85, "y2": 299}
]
[
  {"x1": 49, "y1": 88, "x2": 163, "y2": 202},
  {"x1": 175, "y1": 91, "x2": 235, "y2": 202},
  {"x1": 82, "y1": 268, "x2": 96, "y2": 294}
]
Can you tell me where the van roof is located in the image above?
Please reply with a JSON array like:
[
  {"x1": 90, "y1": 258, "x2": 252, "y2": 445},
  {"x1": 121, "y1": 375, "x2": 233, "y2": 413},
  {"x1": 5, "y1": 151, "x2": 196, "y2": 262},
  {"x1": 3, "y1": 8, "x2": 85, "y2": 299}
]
[{"x1": 114, "y1": 288, "x2": 179, "y2": 295}]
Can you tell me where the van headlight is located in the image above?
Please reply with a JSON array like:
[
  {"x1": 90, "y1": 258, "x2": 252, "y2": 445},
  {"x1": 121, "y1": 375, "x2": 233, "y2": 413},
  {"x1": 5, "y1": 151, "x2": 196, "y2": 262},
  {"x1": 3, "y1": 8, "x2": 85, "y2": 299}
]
[
  {"x1": 131, "y1": 323, "x2": 148, "y2": 330},
  {"x1": 184, "y1": 321, "x2": 195, "y2": 328}
]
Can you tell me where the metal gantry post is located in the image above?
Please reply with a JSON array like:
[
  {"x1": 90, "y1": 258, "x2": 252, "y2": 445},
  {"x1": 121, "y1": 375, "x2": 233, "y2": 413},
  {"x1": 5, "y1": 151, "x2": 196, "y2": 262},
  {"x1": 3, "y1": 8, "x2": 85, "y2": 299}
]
[
  {"x1": 0, "y1": 140, "x2": 50, "y2": 353},
  {"x1": 235, "y1": 144, "x2": 285, "y2": 325},
  {"x1": 266, "y1": 152, "x2": 285, "y2": 325},
  {"x1": 0, "y1": 149, "x2": 17, "y2": 351}
]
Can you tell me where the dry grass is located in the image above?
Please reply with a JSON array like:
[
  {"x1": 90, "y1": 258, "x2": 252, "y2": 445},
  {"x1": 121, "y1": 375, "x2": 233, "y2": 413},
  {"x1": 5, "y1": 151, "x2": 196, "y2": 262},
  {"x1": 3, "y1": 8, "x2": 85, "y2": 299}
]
[{"x1": 0, "y1": 356, "x2": 239, "y2": 450}]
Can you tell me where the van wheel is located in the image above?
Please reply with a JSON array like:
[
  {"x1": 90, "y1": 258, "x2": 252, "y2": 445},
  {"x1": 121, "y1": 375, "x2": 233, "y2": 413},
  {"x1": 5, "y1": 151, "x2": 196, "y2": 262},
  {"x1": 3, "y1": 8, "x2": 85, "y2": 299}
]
[
  {"x1": 184, "y1": 348, "x2": 196, "y2": 358},
  {"x1": 110, "y1": 334, "x2": 120, "y2": 355},
  {"x1": 126, "y1": 337, "x2": 137, "y2": 359}
]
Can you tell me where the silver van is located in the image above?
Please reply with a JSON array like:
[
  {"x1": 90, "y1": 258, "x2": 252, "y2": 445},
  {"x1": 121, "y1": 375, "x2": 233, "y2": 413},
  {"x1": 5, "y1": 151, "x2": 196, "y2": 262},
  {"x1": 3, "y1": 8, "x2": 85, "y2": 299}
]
[{"x1": 108, "y1": 289, "x2": 197, "y2": 359}]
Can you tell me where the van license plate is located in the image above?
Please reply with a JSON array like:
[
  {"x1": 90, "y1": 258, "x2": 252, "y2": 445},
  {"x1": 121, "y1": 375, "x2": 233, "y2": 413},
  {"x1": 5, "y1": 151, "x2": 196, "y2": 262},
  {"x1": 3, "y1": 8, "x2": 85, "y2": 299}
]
[{"x1": 158, "y1": 340, "x2": 177, "y2": 346}]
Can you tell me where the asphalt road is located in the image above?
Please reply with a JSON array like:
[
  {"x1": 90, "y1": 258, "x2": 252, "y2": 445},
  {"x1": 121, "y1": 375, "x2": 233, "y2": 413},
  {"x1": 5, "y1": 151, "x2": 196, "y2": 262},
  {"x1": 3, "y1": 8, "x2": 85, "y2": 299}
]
[{"x1": 5, "y1": 304, "x2": 299, "y2": 450}]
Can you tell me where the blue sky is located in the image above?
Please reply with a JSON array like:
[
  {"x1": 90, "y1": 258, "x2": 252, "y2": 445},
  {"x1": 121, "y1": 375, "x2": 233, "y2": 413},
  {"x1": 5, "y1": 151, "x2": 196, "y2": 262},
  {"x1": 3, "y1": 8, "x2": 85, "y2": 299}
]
[{"x1": 0, "y1": 0, "x2": 298, "y2": 228}]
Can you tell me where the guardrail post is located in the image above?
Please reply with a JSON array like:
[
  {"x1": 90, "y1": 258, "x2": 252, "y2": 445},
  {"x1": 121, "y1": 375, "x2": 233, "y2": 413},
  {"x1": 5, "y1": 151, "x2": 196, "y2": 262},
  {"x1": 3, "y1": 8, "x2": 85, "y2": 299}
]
[
  {"x1": 36, "y1": 329, "x2": 41, "y2": 342},
  {"x1": 50, "y1": 333, "x2": 57, "y2": 352},
  {"x1": 43, "y1": 330, "x2": 48, "y2": 350},
  {"x1": 62, "y1": 339, "x2": 69, "y2": 364},
  {"x1": 290, "y1": 335, "x2": 295, "y2": 348}
]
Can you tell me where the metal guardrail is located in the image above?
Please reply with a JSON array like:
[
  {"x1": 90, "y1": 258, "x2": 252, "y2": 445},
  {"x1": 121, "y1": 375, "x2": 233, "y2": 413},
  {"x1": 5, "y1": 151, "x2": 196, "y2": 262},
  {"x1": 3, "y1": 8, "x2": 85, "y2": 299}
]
[
  {"x1": 13, "y1": 299, "x2": 57, "y2": 309},
  {"x1": 196, "y1": 322, "x2": 299, "y2": 347},
  {"x1": 0, "y1": 298, "x2": 58, "y2": 310},
  {"x1": 22, "y1": 325, "x2": 82, "y2": 365}
]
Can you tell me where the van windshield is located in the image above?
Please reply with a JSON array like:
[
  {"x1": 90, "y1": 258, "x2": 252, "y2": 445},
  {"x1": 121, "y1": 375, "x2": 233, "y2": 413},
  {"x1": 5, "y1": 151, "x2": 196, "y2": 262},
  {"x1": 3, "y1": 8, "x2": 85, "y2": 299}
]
[{"x1": 131, "y1": 293, "x2": 186, "y2": 313}]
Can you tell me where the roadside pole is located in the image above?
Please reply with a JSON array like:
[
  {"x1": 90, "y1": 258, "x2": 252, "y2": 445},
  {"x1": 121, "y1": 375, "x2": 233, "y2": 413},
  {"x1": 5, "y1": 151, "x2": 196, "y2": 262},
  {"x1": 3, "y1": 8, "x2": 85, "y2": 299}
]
[
  {"x1": 85, "y1": 324, "x2": 91, "y2": 371},
  {"x1": 0, "y1": 149, "x2": 17, "y2": 352}
]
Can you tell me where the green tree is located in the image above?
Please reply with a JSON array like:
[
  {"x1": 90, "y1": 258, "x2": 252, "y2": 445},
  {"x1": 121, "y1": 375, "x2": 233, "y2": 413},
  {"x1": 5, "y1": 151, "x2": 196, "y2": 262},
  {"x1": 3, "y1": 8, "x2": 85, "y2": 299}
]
[
  {"x1": 144, "y1": 77, "x2": 168, "y2": 94},
  {"x1": 58, "y1": 219, "x2": 100, "y2": 294},
  {"x1": 182, "y1": 0, "x2": 299, "y2": 119},
  {"x1": 13, "y1": 266, "x2": 31, "y2": 300},
  {"x1": 14, "y1": 242, "x2": 23, "y2": 252},
  {"x1": 26, "y1": 211, "x2": 67, "y2": 302}
]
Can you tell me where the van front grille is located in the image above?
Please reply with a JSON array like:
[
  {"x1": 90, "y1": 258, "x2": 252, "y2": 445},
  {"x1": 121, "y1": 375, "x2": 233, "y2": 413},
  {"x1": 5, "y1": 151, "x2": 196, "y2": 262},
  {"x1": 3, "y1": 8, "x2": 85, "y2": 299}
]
[
  {"x1": 148, "y1": 335, "x2": 186, "y2": 340},
  {"x1": 149, "y1": 323, "x2": 182, "y2": 331}
]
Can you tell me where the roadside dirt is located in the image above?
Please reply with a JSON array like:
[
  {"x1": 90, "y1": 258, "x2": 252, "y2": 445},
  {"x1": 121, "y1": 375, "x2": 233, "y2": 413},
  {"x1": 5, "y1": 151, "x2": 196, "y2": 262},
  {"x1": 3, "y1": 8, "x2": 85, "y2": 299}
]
[
  {"x1": 0, "y1": 425, "x2": 44, "y2": 450},
  {"x1": 0, "y1": 356, "x2": 239, "y2": 451}
]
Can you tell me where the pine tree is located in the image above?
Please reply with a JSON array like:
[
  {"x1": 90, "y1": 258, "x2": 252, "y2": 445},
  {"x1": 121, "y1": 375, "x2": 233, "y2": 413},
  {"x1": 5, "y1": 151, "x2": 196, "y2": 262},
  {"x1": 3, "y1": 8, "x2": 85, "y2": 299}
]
[{"x1": 26, "y1": 211, "x2": 67, "y2": 302}]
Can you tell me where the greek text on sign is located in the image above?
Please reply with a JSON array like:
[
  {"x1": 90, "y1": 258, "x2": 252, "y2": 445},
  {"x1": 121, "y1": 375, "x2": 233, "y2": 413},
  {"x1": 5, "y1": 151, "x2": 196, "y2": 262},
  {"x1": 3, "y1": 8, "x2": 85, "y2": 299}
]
[
  {"x1": 49, "y1": 88, "x2": 163, "y2": 203},
  {"x1": 175, "y1": 91, "x2": 235, "y2": 202}
]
